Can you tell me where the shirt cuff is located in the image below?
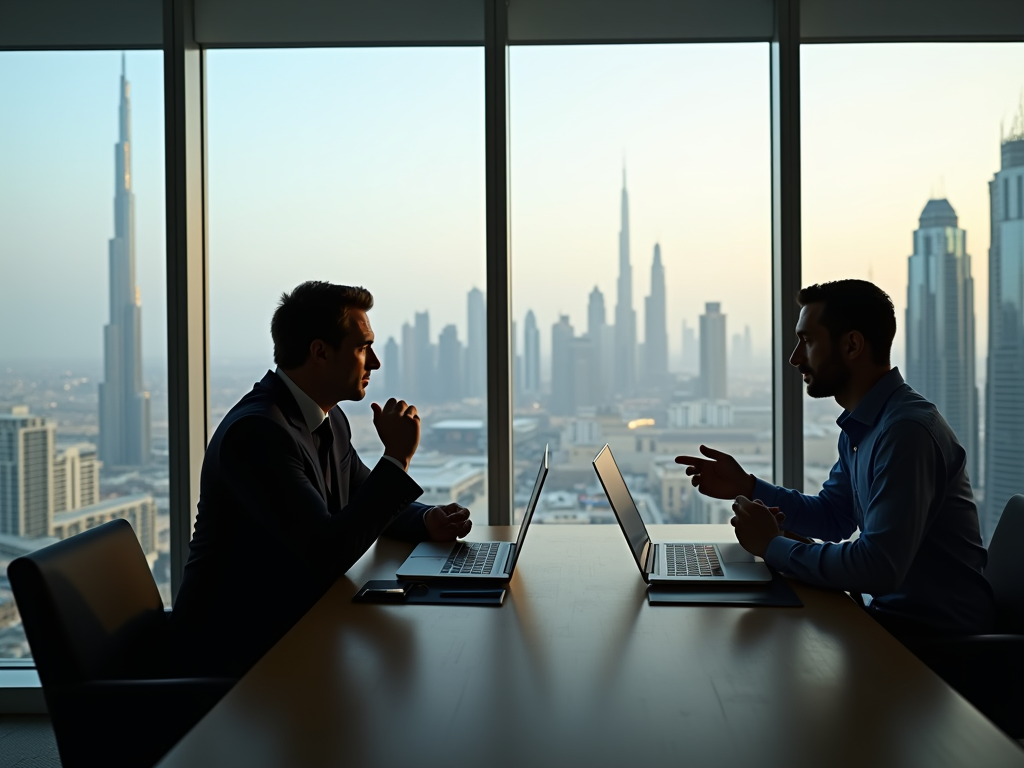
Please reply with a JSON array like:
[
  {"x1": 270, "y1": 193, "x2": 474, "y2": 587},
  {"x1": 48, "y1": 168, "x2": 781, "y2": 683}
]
[
  {"x1": 752, "y1": 477, "x2": 781, "y2": 506},
  {"x1": 763, "y1": 535, "x2": 800, "y2": 571},
  {"x1": 380, "y1": 455, "x2": 407, "y2": 473}
]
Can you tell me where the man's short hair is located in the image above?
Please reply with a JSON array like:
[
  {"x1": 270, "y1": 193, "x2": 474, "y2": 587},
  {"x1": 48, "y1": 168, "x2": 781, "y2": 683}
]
[
  {"x1": 797, "y1": 280, "x2": 895, "y2": 366},
  {"x1": 271, "y1": 281, "x2": 374, "y2": 369}
]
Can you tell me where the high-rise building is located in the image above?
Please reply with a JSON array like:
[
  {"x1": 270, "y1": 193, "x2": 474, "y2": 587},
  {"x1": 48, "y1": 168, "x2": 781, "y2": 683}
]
[
  {"x1": 614, "y1": 169, "x2": 637, "y2": 397},
  {"x1": 644, "y1": 243, "x2": 668, "y2": 388},
  {"x1": 99, "y1": 55, "x2": 151, "y2": 467},
  {"x1": 681, "y1": 321, "x2": 698, "y2": 375},
  {"x1": 383, "y1": 336, "x2": 400, "y2": 397},
  {"x1": 53, "y1": 443, "x2": 101, "y2": 514},
  {"x1": 905, "y1": 198, "x2": 978, "y2": 484},
  {"x1": 985, "y1": 120, "x2": 1024, "y2": 538},
  {"x1": 0, "y1": 406, "x2": 55, "y2": 538},
  {"x1": 466, "y1": 288, "x2": 486, "y2": 398},
  {"x1": 699, "y1": 302, "x2": 727, "y2": 400},
  {"x1": 401, "y1": 321, "x2": 417, "y2": 399},
  {"x1": 414, "y1": 311, "x2": 434, "y2": 402},
  {"x1": 551, "y1": 315, "x2": 576, "y2": 415},
  {"x1": 523, "y1": 310, "x2": 541, "y2": 396},
  {"x1": 437, "y1": 324, "x2": 463, "y2": 402},
  {"x1": 588, "y1": 287, "x2": 611, "y2": 402}
]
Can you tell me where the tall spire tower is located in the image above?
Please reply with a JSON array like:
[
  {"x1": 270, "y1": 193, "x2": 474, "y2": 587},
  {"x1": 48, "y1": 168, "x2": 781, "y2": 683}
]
[
  {"x1": 644, "y1": 242, "x2": 668, "y2": 387},
  {"x1": 99, "y1": 54, "x2": 151, "y2": 466},
  {"x1": 614, "y1": 166, "x2": 637, "y2": 396}
]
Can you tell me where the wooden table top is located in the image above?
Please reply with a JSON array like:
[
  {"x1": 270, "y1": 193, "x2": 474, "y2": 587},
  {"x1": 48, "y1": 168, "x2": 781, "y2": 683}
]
[{"x1": 158, "y1": 525, "x2": 1024, "y2": 768}]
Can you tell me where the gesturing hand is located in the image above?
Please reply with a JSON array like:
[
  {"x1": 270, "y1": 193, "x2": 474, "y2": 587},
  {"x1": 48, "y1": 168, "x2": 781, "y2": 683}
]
[
  {"x1": 730, "y1": 496, "x2": 782, "y2": 558},
  {"x1": 371, "y1": 398, "x2": 420, "y2": 471},
  {"x1": 675, "y1": 445, "x2": 756, "y2": 500},
  {"x1": 425, "y1": 504, "x2": 473, "y2": 541}
]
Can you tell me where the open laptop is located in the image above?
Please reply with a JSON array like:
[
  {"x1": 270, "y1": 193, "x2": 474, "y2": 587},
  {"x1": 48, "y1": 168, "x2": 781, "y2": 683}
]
[
  {"x1": 396, "y1": 445, "x2": 549, "y2": 581},
  {"x1": 593, "y1": 445, "x2": 771, "y2": 585}
]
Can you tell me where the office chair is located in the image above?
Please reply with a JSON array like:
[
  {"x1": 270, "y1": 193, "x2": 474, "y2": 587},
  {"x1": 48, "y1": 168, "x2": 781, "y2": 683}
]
[
  {"x1": 903, "y1": 494, "x2": 1024, "y2": 739},
  {"x1": 8, "y1": 519, "x2": 235, "y2": 768}
]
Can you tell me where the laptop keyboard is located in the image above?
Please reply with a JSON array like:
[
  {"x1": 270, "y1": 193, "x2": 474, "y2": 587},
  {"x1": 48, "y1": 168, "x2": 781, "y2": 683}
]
[
  {"x1": 664, "y1": 543, "x2": 724, "y2": 577},
  {"x1": 441, "y1": 542, "x2": 501, "y2": 575}
]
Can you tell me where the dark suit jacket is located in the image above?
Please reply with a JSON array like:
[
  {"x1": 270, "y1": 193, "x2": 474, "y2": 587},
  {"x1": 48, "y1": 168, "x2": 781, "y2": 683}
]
[{"x1": 170, "y1": 370, "x2": 429, "y2": 678}]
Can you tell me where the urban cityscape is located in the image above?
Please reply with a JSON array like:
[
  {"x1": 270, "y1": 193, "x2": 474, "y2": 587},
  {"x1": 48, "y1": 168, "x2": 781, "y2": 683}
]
[{"x1": 2, "y1": 54, "x2": 1024, "y2": 663}]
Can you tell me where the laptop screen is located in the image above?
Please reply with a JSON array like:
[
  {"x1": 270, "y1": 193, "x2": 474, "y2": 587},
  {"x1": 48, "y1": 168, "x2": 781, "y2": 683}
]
[
  {"x1": 593, "y1": 445, "x2": 651, "y2": 574},
  {"x1": 506, "y1": 444, "x2": 549, "y2": 575}
]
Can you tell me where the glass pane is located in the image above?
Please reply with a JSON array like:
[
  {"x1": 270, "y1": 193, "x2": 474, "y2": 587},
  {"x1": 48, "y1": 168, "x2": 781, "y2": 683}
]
[
  {"x1": 510, "y1": 44, "x2": 773, "y2": 525},
  {"x1": 802, "y1": 43, "x2": 1024, "y2": 541},
  {"x1": 0, "y1": 51, "x2": 167, "y2": 660},
  {"x1": 207, "y1": 49, "x2": 488, "y2": 517}
]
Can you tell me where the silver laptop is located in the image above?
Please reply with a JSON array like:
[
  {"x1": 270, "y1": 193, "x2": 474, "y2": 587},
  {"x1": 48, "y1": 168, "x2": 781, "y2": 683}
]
[
  {"x1": 593, "y1": 445, "x2": 771, "y2": 585},
  {"x1": 396, "y1": 445, "x2": 549, "y2": 581}
]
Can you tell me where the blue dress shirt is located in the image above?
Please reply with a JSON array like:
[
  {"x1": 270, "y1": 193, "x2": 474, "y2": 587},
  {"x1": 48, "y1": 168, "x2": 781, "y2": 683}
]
[{"x1": 756, "y1": 368, "x2": 994, "y2": 635}]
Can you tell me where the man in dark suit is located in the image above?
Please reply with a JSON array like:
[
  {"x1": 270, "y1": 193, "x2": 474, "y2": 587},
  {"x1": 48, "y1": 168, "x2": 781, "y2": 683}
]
[{"x1": 170, "y1": 281, "x2": 473, "y2": 678}]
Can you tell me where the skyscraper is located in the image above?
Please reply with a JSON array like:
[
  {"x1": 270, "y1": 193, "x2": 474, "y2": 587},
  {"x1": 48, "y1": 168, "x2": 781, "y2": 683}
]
[
  {"x1": 614, "y1": 169, "x2": 637, "y2": 397},
  {"x1": 644, "y1": 243, "x2": 668, "y2": 388},
  {"x1": 401, "y1": 321, "x2": 417, "y2": 399},
  {"x1": 905, "y1": 198, "x2": 978, "y2": 483},
  {"x1": 53, "y1": 443, "x2": 101, "y2": 514},
  {"x1": 414, "y1": 311, "x2": 433, "y2": 402},
  {"x1": 437, "y1": 324, "x2": 463, "y2": 401},
  {"x1": 551, "y1": 315, "x2": 576, "y2": 415},
  {"x1": 681, "y1": 321, "x2": 698, "y2": 375},
  {"x1": 699, "y1": 302, "x2": 727, "y2": 400},
  {"x1": 383, "y1": 336, "x2": 400, "y2": 396},
  {"x1": 466, "y1": 288, "x2": 486, "y2": 398},
  {"x1": 99, "y1": 55, "x2": 150, "y2": 467},
  {"x1": 588, "y1": 286, "x2": 611, "y2": 402},
  {"x1": 0, "y1": 407, "x2": 54, "y2": 538},
  {"x1": 523, "y1": 310, "x2": 541, "y2": 395},
  {"x1": 985, "y1": 119, "x2": 1024, "y2": 538}
]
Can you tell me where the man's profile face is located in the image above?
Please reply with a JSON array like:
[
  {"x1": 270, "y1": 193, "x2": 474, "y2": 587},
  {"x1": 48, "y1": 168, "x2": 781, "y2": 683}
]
[
  {"x1": 789, "y1": 302, "x2": 851, "y2": 399},
  {"x1": 324, "y1": 308, "x2": 380, "y2": 402}
]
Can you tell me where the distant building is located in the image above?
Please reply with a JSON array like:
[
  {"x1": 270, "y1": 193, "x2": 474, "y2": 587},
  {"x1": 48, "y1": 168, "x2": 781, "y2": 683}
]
[
  {"x1": 99, "y1": 55, "x2": 151, "y2": 467},
  {"x1": 731, "y1": 325, "x2": 753, "y2": 371},
  {"x1": 0, "y1": 407, "x2": 55, "y2": 538},
  {"x1": 53, "y1": 443, "x2": 101, "y2": 514},
  {"x1": 614, "y1": 169, "x2": 637, "y2": 397},
  {"x1": 985, "y1": 118, "x2": 1024, "y2": 538},
  {"x1": 523, "y1": 310, "x2": 541, "y2": 396},
  {"x1": 551, "y1": 315, "x2": 576, "y2": 415},
  {"x1": 437, "y1": 324, "x2": 463, "y2": 401},
  {"x1": 588, "y1": 287, "x2": 610, "y2": 402},
  {"x1": 50, "y1": 493, "x2": 157, "y2": 556},
  {"x1": 400, "y1": 321, "x2": 417, "y2": 399},
  {"x1": 563, "y1": 418, "x2": 602, "y2": 447},
  {"x1": 905, "y1": 198, "x2": 978, "y2": 484},
  {"x1": 667, "y1": 400, "x2": 733, "y2": 429},
  {"x1": 414, "y1": 311, "x2": 433, "y2": 402},
  {"x1": 466, "y1": 288, "x2": 487, "y2": 398},
  {"x1": 644, "y1": 243, "x2": 669, "y2": 387},
  {"x1": 383, "y1": 336, "x2": 400, "y2": 397},
  {"x1": 409, "y1": 460, "x2": 487, "y2": 508},
  {"x1": 699, "y1": 302, "x2": 727, "y2": 400},
  {"x1": 681, "y1": 321, "x2": 698, "y2": 375}
]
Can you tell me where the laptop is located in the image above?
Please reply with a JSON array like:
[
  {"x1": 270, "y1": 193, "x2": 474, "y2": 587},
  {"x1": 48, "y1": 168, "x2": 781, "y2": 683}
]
[
  {"x1": 593, "y1": 444, "x2": 772, "y2": 585},
  {"x1": 396, "y1": 445, "x2": 549, "y2": 581}
]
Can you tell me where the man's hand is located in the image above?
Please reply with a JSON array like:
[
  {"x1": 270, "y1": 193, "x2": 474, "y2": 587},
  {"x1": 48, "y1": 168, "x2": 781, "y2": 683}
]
[
  {"x1": 675, "y1": 445, "x2": 756, "y2": 500},
  {"x1": 425, "y1": 504, "x2": 472, "y2": 541},
  {"x1": 371, "y1": 398, "x2": 420, "y2": 471},
  {"x1": 730, "y1": 496, "x2": 782, "y2": 558}
]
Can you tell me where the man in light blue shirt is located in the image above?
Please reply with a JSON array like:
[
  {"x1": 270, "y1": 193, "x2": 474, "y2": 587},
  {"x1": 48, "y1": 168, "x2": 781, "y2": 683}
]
[{"x1": 677, "y1": 280, "x2": 993, "y2": 637}]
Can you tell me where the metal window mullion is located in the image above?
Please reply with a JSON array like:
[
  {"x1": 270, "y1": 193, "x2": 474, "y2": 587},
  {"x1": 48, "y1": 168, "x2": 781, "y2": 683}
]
[
  {"x1": 164, "y1": 0, "x2": 209, "y2": 598},
  {"x1": 484, "y1": 0, "x2": 512, "y2": 526},
  {"x1": 771, "y1": 0, "x2": 803, "y2": 491}
]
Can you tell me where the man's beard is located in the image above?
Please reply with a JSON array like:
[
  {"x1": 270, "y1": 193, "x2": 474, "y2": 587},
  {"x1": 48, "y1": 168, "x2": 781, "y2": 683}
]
[{"x1": 801, "y1": 351, "x2": 851, "y2": 399}]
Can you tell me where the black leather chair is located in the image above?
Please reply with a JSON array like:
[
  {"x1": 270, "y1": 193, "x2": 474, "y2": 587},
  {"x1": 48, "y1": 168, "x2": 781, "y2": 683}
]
[
  {"x1": 8, "y1": 519, "x2": 235, "y2": 768},
  {"x1": 903, "y1": 494, "x2": 1024, "y2": 738}
]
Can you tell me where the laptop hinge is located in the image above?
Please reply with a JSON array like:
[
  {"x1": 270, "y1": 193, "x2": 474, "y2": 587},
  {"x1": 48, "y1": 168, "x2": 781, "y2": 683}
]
[
  {"x1": 642, "y1": 541, "x2": 655, "y2": 575},
  {"x1": 503, "y1": 543, "x2": 516, "y2": 575}
]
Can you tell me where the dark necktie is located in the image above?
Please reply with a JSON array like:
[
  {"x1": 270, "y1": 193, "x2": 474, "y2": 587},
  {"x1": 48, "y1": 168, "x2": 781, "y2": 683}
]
[{"x1": 313, "y1": 418, "x2": 334, "y2": 502}]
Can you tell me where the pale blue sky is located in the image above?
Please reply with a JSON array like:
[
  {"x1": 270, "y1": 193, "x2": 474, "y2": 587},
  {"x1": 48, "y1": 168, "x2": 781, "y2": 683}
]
[{"x1": 2, "y1": 43, "x2": 1022, "y2": 375}]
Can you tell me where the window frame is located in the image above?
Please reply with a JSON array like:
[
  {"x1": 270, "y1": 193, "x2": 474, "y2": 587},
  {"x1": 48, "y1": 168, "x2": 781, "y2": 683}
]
[{"x1": 1, "y1": 0, "x2": 1021, "y2": 694}]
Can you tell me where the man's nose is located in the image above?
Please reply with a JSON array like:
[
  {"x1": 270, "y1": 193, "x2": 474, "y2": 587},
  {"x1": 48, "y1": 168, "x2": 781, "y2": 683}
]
[
  {"x1": 789, "y1": 343, "x2": 802, "y2": 368},
  {"x1": 368, "y1": 349, "x2": 381, "y2": 370}
]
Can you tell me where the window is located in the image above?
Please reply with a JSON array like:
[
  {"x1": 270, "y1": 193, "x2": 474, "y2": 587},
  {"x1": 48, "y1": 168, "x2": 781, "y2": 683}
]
[
  {"x1": 206, "y1": 48, "x2": 489, "y2": 517},
  {"x1": 0, "y1": 51, "x2": 167, "y2": 659},
  {"x1": 509, "y1": 44, "x2": 773, "y2": 525},
  {"x1": 801, "y1": 43, "x2": 1024, "y2": 540}
]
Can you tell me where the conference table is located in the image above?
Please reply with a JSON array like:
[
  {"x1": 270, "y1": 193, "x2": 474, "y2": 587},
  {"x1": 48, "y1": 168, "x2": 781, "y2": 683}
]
[{"x1": 158, "y1": 525, "x2": 1024, "y2": 768}]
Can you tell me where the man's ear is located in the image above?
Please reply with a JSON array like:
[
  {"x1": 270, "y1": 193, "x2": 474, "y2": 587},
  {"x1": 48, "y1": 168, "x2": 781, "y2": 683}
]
[
  {"x1": 843, "y1": 330, "x2": 868, "y2": 362},
  {"x1": 308, "y1": 339, "x2": 329, "y2": 365}
]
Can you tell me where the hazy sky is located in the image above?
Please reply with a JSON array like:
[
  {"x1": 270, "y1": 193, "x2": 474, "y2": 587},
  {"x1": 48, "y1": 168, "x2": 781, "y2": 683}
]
[{"x1": 2, "y1": 43, "x2": 1022, "y2": 380}]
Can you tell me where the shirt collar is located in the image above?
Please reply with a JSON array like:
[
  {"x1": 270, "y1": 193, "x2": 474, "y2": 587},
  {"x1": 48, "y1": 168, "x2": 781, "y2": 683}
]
[
  {"x1": 837, "y1": 367, "x2": 905, "y2": 436},
  {"x1": 275, "y1": 367, "x2": 328, "y2": 433}
]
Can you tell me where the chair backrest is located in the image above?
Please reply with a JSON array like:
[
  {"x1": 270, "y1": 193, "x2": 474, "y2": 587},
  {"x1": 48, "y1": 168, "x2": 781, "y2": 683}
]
[
  {"x1": 7, "y1": 519, "x2": 167, "y2": 687},
  {"x1": 986, "y1": 494, "x2": 1024, "y2": 634}
]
